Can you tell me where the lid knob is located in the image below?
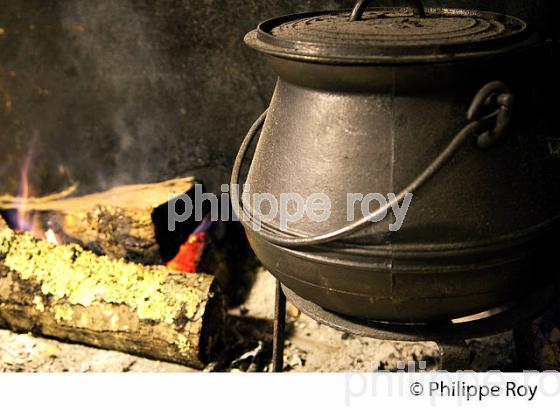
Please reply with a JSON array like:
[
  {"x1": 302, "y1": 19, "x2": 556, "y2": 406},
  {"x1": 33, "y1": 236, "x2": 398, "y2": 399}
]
[{"x1": 349, "y1": 0, "x2": 426, "y2": 21}]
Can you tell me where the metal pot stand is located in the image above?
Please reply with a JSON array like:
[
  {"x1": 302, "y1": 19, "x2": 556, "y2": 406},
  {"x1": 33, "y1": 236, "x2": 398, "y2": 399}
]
[{"x1": 271, "y1": 280, "x2": 557, "y2": 372}]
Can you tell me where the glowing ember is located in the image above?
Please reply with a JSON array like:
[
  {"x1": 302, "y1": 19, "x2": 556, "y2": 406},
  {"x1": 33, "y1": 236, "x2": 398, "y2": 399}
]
[{"x1": 166, "y1": 215, "x2": 213, "y2": 273}]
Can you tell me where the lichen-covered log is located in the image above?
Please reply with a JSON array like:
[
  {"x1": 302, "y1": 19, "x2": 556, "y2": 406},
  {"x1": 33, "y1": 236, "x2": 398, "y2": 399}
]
[
  {"x1": 0, "y1": 216, "x2": 8, "y2": 232},
  {"x1": 0, "y1": 226, "x2": 224, "y2": 369},
  {"x1": 0, "y1": 177, "x2": 196, "y2": 265}
]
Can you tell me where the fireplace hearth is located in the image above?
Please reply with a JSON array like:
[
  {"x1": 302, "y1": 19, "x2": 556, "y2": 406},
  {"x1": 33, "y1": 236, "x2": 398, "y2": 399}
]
[{"x1": 1, "y1": 0, "x2": 560, "y2": 375}]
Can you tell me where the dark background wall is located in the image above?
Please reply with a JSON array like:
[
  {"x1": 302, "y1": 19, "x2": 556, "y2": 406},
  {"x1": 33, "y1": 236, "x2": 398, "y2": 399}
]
[{"x1": 0, "y1": 0, "x2": 556, "y2": 196}]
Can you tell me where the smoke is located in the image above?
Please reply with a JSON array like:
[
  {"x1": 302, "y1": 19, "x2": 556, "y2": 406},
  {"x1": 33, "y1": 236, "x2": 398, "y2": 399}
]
[
  {"x1": 59, "y1": 0, "x2": 202, "y2": 189},
  {"x1": 2, "y1": 0, "x2": 551, "y2": 198}
]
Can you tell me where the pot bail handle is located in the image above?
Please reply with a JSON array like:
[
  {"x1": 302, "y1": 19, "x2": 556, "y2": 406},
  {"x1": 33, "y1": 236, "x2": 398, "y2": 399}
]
[
  {"x1": 349, "y1": 0, "x2": 426, "y2": 21},
  {"x1": 231, "y1": 81, "x2": 514, "y2": 249}
]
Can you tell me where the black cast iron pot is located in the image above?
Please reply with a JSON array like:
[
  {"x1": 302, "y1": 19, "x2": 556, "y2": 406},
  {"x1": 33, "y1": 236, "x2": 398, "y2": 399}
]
[{"x1": 232, "y1": 0, "x2": 560, "y2": 323}]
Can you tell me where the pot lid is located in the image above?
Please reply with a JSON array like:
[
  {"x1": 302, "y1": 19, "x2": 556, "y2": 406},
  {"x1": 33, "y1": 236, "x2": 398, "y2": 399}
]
[{"x1": 244, "y1": 4, "x2": 536, "y2": 64}]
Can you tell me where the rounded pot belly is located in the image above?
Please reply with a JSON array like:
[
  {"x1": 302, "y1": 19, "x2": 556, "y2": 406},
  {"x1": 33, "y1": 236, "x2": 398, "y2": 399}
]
[{"x1": 246, "y1": 224, "x2": 557, "y2": 322}]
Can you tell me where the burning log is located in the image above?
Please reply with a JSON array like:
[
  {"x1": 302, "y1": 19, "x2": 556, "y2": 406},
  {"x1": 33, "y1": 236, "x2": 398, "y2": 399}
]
[
  {"x1": 0, "y1": 177, "x2": 254, "y2": 299},
  {"x1": 0, "y1": 177, "x2": 196, "y2": 265},
  {"x1": 0, "y1": 222, "x2": 224, "y2": 369},
  {"x1": 0, "y1": 183, "x2": 78, "y2": 206}
]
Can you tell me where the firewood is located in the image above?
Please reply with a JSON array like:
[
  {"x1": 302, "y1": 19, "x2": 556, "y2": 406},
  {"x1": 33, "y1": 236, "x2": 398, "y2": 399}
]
[
  {"x1": 0, "y1": 178, "x2": 195, "y2": 265},
  {"x1": 0, "y1": 183, "x2": 78, "y2": 207},
  {"x1": 0, "y1": 223, "x2": 224, "y2": 369},
  {"x1": 0, "y1": 178, "x2": 256, "y2": 300},
  {"x1": 0, "y1": 216, "x2": 8, "y2": 232}
]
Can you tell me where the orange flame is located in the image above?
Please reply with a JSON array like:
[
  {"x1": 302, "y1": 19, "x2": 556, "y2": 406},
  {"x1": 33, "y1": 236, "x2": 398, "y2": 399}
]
[
  {"x1": 166, "y1": 215, "x2": 213, "y2": 273},
  {"x1": 9, "y1": 140, "x2": 59, "y2": 244},
  {"x1": 12, "y1": 142, "x2": 37, "y2": 232}
]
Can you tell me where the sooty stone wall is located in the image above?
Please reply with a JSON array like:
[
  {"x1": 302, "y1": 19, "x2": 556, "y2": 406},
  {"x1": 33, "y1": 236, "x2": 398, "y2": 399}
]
[{"x1": 0, "y1": 0, "x2": 556, "y2": 195}]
